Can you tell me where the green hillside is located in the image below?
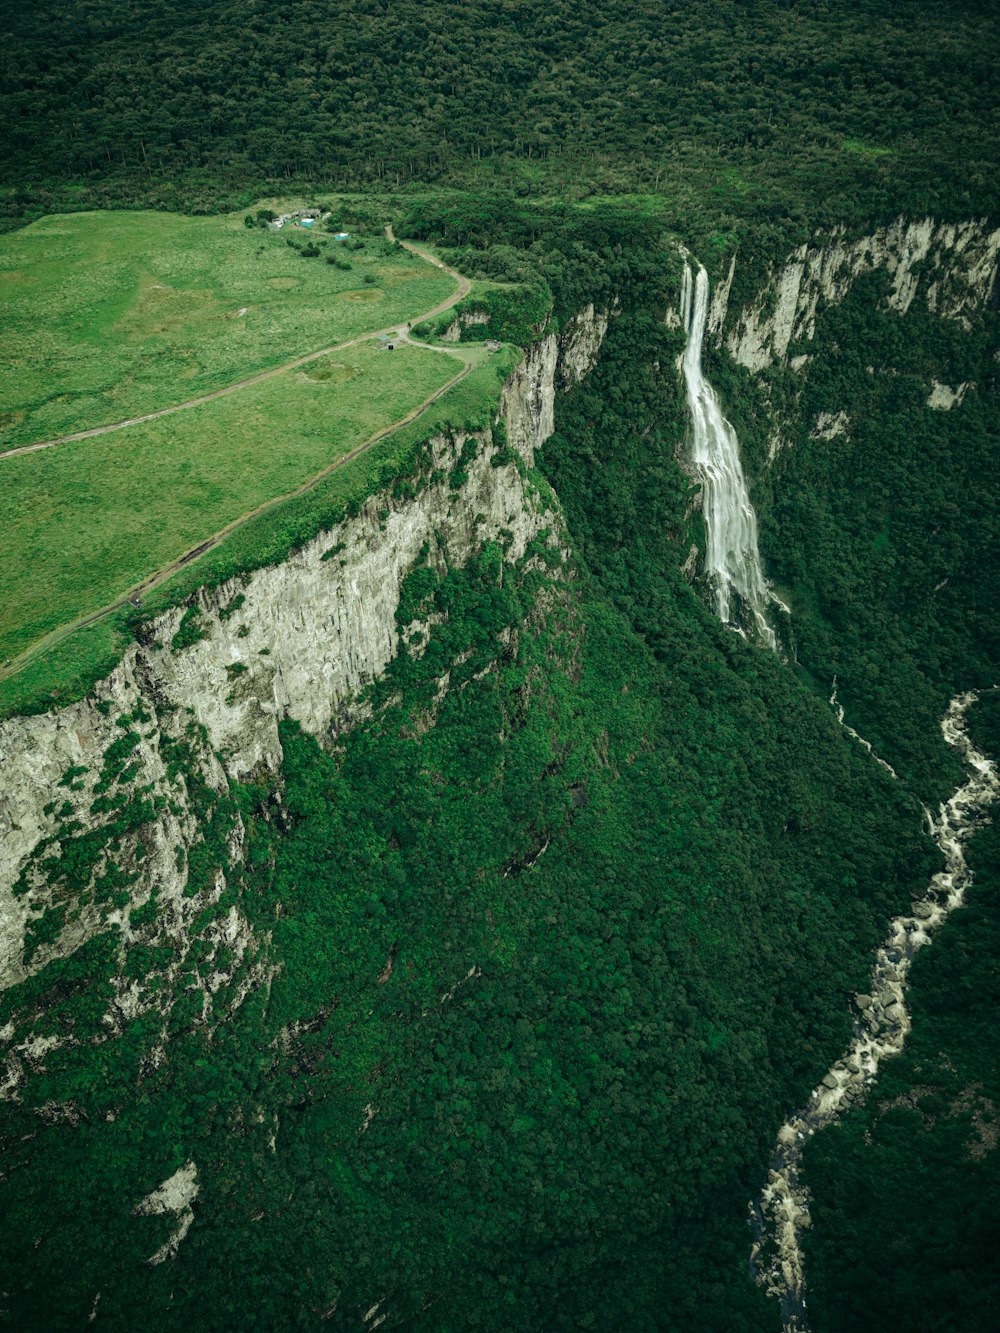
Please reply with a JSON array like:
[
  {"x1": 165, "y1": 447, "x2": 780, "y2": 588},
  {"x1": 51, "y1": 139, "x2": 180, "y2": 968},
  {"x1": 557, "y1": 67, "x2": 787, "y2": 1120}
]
[
  {"x1": 0, "y1": 3, "x2": 998, "y2": 1331},
  {"x1": 0, "y1": 211, "x2": 453, "y2": 447}
]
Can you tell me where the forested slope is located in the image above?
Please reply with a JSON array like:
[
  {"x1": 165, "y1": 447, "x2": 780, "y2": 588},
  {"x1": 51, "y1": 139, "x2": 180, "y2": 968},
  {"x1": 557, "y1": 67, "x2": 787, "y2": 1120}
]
[
  {"x1": 2, "y1": 2, "x2": 999, "y2": 1328},
  {"x1": 698, "y1": 221, "x2": 1000, "y2": 1328},
  {"x1": 2, "y1": 0, "x2": 998, "y2": 227},
  {"x1": 0, "y1": 220, "x2": 943, "y2": 1331}
]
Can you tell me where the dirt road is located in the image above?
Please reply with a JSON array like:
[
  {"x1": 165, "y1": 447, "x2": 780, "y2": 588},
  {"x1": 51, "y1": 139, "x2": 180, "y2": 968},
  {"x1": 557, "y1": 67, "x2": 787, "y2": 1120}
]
[{"x1": 1, "y1": 228, "x2": 475, "y2": 681}]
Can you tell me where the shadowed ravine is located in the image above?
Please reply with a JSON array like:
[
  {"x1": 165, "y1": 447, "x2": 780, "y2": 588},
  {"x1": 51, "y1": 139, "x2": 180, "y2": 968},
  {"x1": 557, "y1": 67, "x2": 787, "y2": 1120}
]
[{"x1": 749, "y1": 691, "x2": 1000, "y2": 1331}]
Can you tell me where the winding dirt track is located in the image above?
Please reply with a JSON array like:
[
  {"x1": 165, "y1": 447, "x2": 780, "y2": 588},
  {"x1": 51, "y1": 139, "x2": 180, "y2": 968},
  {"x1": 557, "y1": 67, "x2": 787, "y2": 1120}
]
[
  {"x1": 0, "y1": 230, "x2": 470, "y2": 461},
  {"x1": 1, "y1": 231, "x2": 473, "y2": 681}
]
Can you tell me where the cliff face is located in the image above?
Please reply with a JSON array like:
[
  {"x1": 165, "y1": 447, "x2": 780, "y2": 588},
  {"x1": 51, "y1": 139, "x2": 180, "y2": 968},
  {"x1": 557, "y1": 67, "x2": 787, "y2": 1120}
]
[
  {"x1": 713, "y1": 217, "x2": 1000, "y2": 375},
  {"x1": 0, "y1": 313, "x2": 607, "y2": 1058},
  {"x1": 685, "y1": 217, "x2": 1000, "y2": 466}
]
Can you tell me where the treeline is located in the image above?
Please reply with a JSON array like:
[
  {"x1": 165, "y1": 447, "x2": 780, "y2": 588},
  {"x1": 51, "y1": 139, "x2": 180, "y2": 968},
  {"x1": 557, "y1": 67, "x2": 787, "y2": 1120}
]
[{"x1": 2, "y1": 0, "x2": 998, "y2": 227}]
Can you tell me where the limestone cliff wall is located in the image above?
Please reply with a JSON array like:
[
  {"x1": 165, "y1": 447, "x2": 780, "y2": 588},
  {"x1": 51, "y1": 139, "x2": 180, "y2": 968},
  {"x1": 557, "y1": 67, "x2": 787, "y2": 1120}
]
[
  {"x1": 0, "y1": 312, "x2": 607, "y2": 1031},
  {"x1": 676, "y1": 218, "x2": 1000, "y2": 465},
  {"x1": 712, "y1": 217, "x2": 1000, "y2": 375}
]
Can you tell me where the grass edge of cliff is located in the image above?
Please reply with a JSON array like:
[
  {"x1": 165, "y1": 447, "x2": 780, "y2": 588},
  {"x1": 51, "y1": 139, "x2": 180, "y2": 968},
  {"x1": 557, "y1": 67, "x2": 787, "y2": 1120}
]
[{"x1": 0, "y1": 346, "x2": 521, "y2": 723}]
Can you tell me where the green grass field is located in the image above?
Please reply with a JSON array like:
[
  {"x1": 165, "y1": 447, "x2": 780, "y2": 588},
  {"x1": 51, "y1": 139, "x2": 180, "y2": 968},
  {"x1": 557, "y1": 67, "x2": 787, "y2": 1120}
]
[
  {"x1": 0, "y1": 346, "x2": 519, "y2": 720},
  {"x1": 0, "y1": 341, "x2": 462, "y2": 665},
  {"x1": 0, "y1": 209, "x2": 453, "y2": 448}
]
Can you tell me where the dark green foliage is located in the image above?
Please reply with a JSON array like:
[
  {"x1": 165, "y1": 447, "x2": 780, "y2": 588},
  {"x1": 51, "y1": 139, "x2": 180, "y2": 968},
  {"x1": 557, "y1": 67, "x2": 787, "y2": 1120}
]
[
  {"x1": 218, "y1": 593, "x2": 244, "y2": 621},
  {"x1": 3, "y1": 2, "x2": 996, "y2": 231},
  {"x1": 0, "y1": 445, "x2": 934, "y2": 1329},
  {"x1": 449, "y1": 435, "x2": 478, "y2": 489},
  {"x1": 93, "y1": 731, "x2": 140, "y2": 795},
  {"x1": 736, "y1": 272, "x2": 1000, "y2": 798},
  {"x1": 23, "y1": 903, "x2": 68, "y2": 965},
  {"x1": 129, "y1": 891, "x2": 159, "y2": 930},
  {"x1": 160, "y1": 727, "x2": 240, "y2": 900},
  {"x1": 171, "y1": 606, "x2": 208, "y2": 652},
  {"x1": 402, "y1": 198, "x2": 677, "y2": 321},
  {"x1": 0, "y1": 67, "x2": 995, "y2": 1317},
  {"x1": 489, "y1": 419, "x2": 518, "y2": 469},
  {"x1": 803, "y1": 698, "x2": 1000, "y2": 1332},
  {"x1": 0, "y1": 932, "x2": 120, "y2": 1043},
  {"x1": 420, "y1": 281, "x2": 554, "y2": 346}
]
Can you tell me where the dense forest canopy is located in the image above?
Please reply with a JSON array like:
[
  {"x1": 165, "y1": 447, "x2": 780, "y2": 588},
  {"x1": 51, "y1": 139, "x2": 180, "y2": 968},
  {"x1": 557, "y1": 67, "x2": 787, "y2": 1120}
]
[
  {"x1": 1, "y1": 0, "x2": 998, "y2": 226},
  {"x1": 2, "y1": 1, "x2": 999, "y2": 1329}
]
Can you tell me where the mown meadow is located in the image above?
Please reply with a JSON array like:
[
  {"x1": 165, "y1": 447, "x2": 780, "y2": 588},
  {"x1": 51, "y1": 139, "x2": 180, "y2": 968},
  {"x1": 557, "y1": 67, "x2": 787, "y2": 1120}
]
[
  {"x1": 0, "y1": 340, "x2": 463, "y2": 666},
  {"x1": 0, "y1": 209, "x2": 453, "y2": 448}
]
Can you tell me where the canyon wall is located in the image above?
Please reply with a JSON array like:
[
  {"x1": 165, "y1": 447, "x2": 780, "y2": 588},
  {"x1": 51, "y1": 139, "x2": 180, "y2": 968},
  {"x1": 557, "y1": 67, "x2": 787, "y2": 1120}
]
[{"x1": 0, "y1": 312, "x2": 607, "y2": 1090}]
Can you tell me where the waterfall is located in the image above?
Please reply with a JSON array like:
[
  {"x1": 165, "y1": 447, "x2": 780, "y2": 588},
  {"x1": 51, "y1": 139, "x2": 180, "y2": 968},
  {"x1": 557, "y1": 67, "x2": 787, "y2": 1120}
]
[
  {"x1": 750, "y1": 690, "x2": 1000, "y2": 1330},
  {"x1": 681, "y1": 262, "x2": 781, "y2": 650}
]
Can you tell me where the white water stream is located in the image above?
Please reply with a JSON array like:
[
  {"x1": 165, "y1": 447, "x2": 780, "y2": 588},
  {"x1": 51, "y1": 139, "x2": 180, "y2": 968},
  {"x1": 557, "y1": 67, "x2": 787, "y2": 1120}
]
[
  {"x1": 681, "y1": 263, "x2": 783, "y2": 650},
  {"x1": 750, "y1": 691, "x2": 1000, "y2": 1330},
  {"x1": 829, "y1": 677, "x2": 898, "y2": 779},
  {"x1": 679, "y1": 261, "x2": 997, "y2": 1321}
]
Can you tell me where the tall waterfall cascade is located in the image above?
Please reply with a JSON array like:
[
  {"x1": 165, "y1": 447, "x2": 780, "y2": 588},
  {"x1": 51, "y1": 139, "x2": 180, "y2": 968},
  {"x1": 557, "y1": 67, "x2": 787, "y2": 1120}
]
[
  {"x1": 680, "y1": 262, "x2": 782, "y2": 650},
  {"x1": 750, "y1": 690, "x2": 1000, "y2": 1331}
]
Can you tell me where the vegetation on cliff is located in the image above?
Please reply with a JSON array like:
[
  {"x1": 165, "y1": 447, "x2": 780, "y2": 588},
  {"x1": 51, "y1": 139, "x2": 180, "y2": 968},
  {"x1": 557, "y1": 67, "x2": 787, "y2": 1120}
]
[
  {"x1": 2, "y1": 222, "x2": 973, "y2": 1331},
  {"x1": 1, "y1": 2, "x2": 998, "y2": 1326}
]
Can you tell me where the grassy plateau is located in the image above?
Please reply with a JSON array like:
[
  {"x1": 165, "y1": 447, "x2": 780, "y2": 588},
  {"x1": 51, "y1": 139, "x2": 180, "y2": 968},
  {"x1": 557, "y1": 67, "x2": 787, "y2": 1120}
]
[
  {"x1": 0, "y1": 205, "x2": 514, "y2": 711},
  {"x1": 0, "y1": 345, "x2": 518, "y2": 720},
  {"x1": 0, "y1": 340, "x2": 463, "y2": 666},
  {"x1": 0, "y1": 209, "x2": 454, "y2": 448}
]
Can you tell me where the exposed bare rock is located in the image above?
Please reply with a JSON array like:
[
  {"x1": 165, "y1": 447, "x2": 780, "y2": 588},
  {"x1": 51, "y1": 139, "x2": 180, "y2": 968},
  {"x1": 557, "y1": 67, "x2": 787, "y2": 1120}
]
[
  {"x1": 559, "y1": 304, "x2": 611, "y2": 388},
  {"x1": 133, "y1": 1161, "x2": 199, "y2": 1264},
  {"x1": 810, "y1": 411, "x2": 850, "y2": 441},
  {"x1": 722, "y1": 219, "x2": 1000, "y2": 374},
  {"x1": 0, "y1": 313, "x2": 608, "y2": 1011},
  {"x1": 927, "y1": 380, "x2": 971, "y2": 410}
]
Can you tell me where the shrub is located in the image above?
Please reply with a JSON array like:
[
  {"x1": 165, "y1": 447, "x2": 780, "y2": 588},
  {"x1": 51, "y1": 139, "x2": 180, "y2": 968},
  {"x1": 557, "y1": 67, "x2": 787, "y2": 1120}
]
[{"x1": 171, "y1": 606, "x2": 208, "y2": 651}]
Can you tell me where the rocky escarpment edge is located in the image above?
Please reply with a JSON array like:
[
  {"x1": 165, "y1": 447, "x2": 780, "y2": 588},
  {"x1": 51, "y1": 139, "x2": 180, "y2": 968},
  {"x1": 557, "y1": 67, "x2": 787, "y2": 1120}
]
[{"x1": 0, "y1": 310, "x2": 608, "y2": 1030}]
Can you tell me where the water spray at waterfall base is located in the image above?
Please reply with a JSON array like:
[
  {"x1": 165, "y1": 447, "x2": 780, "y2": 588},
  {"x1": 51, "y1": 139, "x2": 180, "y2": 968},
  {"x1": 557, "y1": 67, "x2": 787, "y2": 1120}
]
[{"x1": 680, "y1": 262, "x2": 785, "y2": 651}]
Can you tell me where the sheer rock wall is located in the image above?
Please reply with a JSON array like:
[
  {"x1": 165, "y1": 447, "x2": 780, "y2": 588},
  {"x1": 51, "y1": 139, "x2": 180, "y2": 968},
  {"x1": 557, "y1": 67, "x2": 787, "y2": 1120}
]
[{"x1": 0, "y1": 313, "x2": 607, "y2": 1011}]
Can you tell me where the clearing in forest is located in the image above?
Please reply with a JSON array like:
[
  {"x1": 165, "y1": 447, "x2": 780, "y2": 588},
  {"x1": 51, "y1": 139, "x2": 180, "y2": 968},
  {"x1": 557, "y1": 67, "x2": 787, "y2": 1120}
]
[
  {"x1": 0, "y1": 209, "x2": 454, "y2": 450},
  {"x1": 0, "y1": 340, "x2": 463, "y2": 667}
]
